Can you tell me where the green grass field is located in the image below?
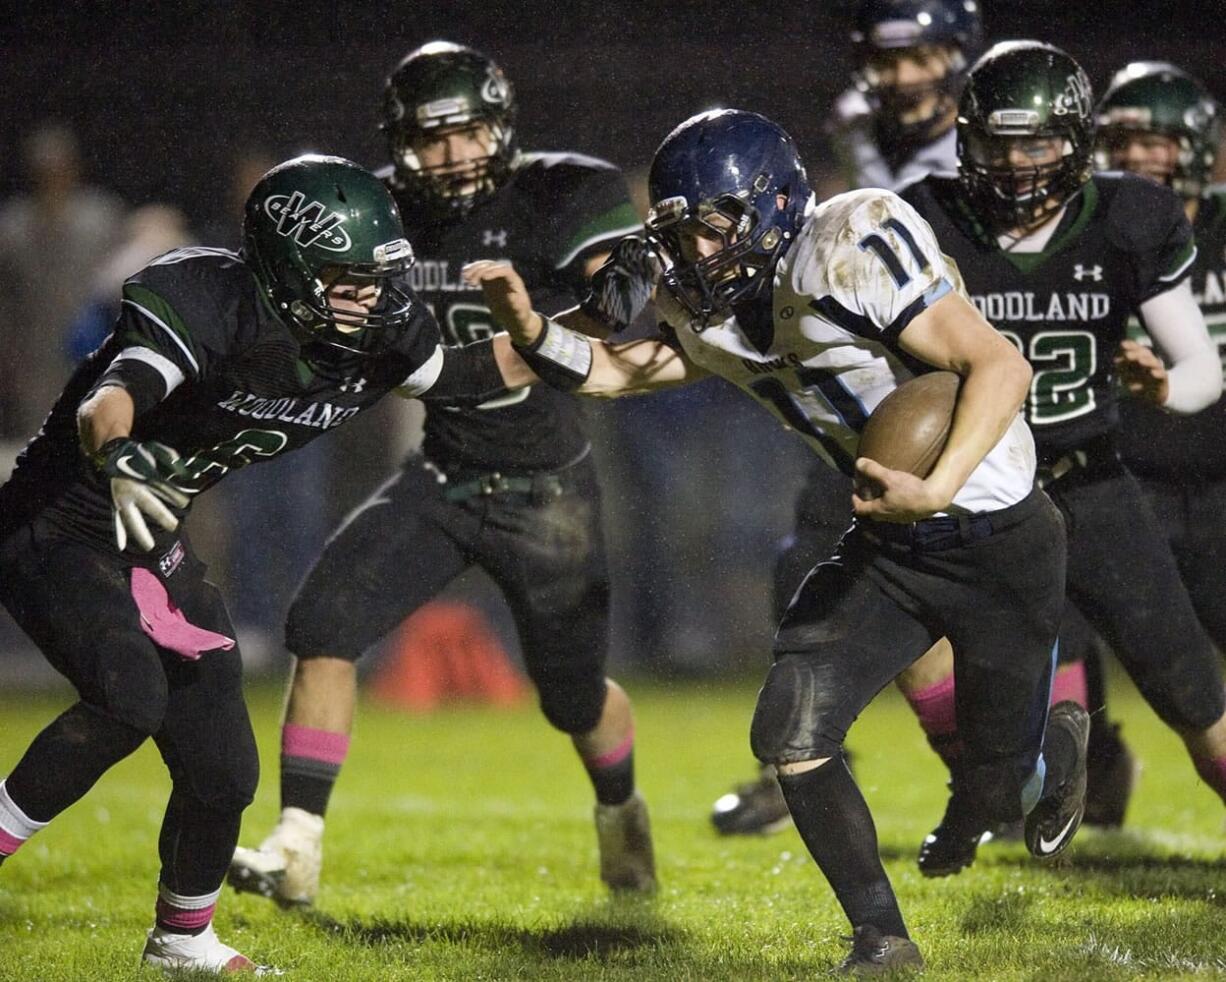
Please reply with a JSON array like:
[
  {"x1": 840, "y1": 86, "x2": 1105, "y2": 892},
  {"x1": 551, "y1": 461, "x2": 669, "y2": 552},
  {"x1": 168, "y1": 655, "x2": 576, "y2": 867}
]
[{"x1": 1, "y1": 676, "x2": 1224, "y2": 980}]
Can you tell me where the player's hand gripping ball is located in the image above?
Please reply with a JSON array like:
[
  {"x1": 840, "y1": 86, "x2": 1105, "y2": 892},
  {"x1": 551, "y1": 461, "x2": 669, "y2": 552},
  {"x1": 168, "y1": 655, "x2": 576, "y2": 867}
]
[{"x1": 854, "y1": 371, "x2": 960, "y2": 503}]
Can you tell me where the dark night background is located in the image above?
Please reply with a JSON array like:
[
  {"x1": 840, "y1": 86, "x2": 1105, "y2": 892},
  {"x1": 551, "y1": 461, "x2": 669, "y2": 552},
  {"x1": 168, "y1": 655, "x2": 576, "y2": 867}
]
[{"x1": 3, "y1": 0, "x2": 1223, "y2": 232}]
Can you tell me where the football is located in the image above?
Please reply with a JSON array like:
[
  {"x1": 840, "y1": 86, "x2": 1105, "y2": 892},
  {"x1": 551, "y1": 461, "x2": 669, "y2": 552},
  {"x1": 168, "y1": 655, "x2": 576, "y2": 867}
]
[{"x1": 855, "y1": 371, "x2": 960, "y2": 494}]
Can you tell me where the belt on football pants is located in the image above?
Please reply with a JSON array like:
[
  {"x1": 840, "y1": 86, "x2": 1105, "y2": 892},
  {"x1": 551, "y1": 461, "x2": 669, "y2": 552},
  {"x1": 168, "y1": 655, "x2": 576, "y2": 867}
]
[
  {"x1": 442, "y1": 470, "x2": 565, "y2": 504},
  {"x1": 859, "y1": 487, "x2": 1045, "y2": 553}
]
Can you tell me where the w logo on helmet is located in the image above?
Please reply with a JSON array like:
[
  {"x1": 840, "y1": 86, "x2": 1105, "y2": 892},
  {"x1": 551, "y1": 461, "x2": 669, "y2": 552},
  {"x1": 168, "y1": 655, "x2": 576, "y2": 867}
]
[
  {"x1": 481, "y1": 66, "x2": 510, "y2": 106},
  {"x1": 263, "y1": 192, "x2": 353, "y2": 252},
  {"x1": 1052, "y1": 72, "x2": 1092, "y2": 119}
]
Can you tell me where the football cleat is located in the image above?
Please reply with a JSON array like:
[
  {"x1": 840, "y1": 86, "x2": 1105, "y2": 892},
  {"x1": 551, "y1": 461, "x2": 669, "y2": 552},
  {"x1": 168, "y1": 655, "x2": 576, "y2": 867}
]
[
  {"x1": 1025, "y1": 701, "x2": 1090, "y2": 861},
  {"x1": 1083, "y1": 722, "x2": 1139, "y2": 828},
  {"x1": 595, "y1": 791, "x2": 657, "y2": 892},
  {"x1": 837, "y1": 924, "x2": 924, "y2": 976},
  {"x1": 141, "y1": 923, "x2": 257, "y2": 974},
  {"x1": 917, "y1": 790, "x2": 989, "y2": 878},
  {"x1": 228, "y1": 807, "x2": 324, "y2": 906},
  {"x1": 710, "y1": 764, "x2": 792, "y2": 836}
]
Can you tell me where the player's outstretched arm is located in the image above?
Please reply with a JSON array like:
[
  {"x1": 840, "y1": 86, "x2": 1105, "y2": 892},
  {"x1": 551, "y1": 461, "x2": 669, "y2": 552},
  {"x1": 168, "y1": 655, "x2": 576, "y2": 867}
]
[
  {"x1": 854, "y1": 291, "x2": 1031, "y2": 522},
  {"x1": 462, "y1": 260, "x2": 700, "y2": 397}
]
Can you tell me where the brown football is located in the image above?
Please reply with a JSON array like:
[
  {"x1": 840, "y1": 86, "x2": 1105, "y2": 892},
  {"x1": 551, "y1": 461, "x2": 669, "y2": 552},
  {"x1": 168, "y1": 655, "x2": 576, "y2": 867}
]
[{"x1": 855, "y1": 371, "x2": 960, "y2": 495}]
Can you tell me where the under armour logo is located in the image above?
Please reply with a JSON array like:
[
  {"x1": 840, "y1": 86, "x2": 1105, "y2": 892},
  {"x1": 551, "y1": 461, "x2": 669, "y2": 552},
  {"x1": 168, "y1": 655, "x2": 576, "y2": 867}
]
[
  {"x1": 339, "y1": 377, "x2": 367, "y2": 393},
  {"x1": 1073, "y1": 264, "x2": 1103, "y2": 282},
  {"x1": 482, "y1": 228, "x2": 508, "y2": 248}
]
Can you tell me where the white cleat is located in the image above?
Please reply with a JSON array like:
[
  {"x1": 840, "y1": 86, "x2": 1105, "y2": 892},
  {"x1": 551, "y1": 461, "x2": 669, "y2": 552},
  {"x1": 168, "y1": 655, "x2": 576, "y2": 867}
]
[
  {"x1": 228, "y1": 807, "x2": 324, "y2": 906},
  {"x1": 141, "y1": 922, "x2": 257, "y2": 974},
  {"x1": 595, "y1": 791, "x2": 657, "y2": 893}
]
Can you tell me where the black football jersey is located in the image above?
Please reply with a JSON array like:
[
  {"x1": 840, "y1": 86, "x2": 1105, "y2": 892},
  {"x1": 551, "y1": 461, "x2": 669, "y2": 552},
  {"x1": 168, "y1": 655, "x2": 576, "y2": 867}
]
[
  {"x1": 386, "y1": 151, "x2": 641, "y2": 473},
  {"x1": 901, "y1": 173, "x2": 1196, "y2": 461},
  {"x1": 0, "y1": 247, "x2": 445, "y2": 556},
  {"x1": 1118, "y1": 186, "x2": 1226, "y2": 480}
]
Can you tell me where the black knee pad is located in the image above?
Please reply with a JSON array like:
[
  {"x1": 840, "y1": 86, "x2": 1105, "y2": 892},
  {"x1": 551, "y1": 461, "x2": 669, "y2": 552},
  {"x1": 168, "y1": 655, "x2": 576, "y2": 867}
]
[
  {"x1": 95, "y1": 629, "x2": 169, "y2": 735},
  {"x1": 750, "y1": 655, "x2": 844, "y2": 764},
  {"x1": 536, "y1": 673, "x2": 607, "y2": 735},
  {"x1": 185, "y1": 722, "x2": 260, "y2": 814}
]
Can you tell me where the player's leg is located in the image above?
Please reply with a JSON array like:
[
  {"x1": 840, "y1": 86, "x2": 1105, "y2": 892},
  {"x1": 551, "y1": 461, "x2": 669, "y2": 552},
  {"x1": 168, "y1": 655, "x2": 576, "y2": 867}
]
[
  {"x1": 0, "y1": 527, "x2": 259, "y2": 970},
  {"x1": 1056, "y1": 600, "x2": 1138, "y2": 828},
  {"x1": 906, "y1": 491, "x2": 1085, "y2": 876},
  {"x1": 1058, "y1": 467, "x2": 1226, "y2": 806},
  {"x1": 480, "y1": 462, "x2": 654, "y2": 891},
  {"x1": 751, "y1": 529, "x2": 934, "y2": 972},
  {"x1": 712, "y1": 463, "x2": 851, "y2": 836},
  {"x1": 141, "y1": 572, "x2": 263, "y2": 972},
  {"x1": 229, "y1": 463, "x2": 470, "y2": 904}
]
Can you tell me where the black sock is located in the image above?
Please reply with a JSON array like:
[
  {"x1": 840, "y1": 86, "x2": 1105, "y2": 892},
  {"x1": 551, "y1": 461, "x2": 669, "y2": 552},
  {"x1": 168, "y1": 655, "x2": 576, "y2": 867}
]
[
  {"x1": 584, "y1": 750, "x2": 635, "y2": 806},
  {"x1": 158, "y1": 790, "x2": 242, "y2": 905},
  {"x1": 778, "y1": 758, "x2": 908, "y2": 939},
  {"x1": 6, "y1": 703, "x2": 147, "y2": 823},
  {"x1": 281, "y1": 770, "x2": 337, "y2": 817}
]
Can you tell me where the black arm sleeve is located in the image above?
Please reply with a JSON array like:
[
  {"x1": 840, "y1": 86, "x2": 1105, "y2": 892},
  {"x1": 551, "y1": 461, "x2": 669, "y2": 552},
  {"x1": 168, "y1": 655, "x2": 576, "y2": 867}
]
[
  {"x1": 87, "y1": 358, "x2": 169, "y2": 417},
  {"x1": 420, "y1": 338, "x2": 512, "y2": 406}
]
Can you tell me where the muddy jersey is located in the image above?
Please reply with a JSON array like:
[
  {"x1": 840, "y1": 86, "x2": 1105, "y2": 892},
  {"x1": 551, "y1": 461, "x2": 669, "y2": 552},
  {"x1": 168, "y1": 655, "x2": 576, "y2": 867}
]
[
  {"x1": 901, "y1": 172, "x2": 1197, "y2": 462},
  {"x1": 659, "y1": 189, "x2": 1035, "y2": 515},
  {"x1": 387, "y1": 151, "x2": 641, "y2": 474},
  {"x1": 0, "y1": 247, "x2": 452, "y2": 556},
  {"x1": 1119, "y1": 186, "x2": 1226, "y2": 481}
]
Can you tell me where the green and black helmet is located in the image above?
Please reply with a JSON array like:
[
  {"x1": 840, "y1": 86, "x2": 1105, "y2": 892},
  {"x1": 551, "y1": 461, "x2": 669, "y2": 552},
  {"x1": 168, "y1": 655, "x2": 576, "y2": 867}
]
[
  {"x1": 381, "y1": 41, "x2": 517, "y2": 213},
  {"x1": 957, "y1": 41, "x2": 1095, "y2": 230},
  {"x1": 1094, "y1": 61, "x2": 1221, "y2": 199},
  {"x1": 242, "y1": 154, "x2": 416, "y2": 356}
]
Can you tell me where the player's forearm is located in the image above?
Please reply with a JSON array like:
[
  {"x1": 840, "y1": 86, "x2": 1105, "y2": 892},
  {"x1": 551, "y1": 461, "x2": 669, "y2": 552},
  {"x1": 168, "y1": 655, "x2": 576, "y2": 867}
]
[
  {"x1": 1141, "y1": 281, "x2": 1222, "y2": 414},
  {"x1": 77, "y1": 385, "x2": 135, "y2": 457},
  {"x1": 927, "y1": 352, "x2": 1031, "y2": 503},
  {"x1": 1163, "y1": 348, "x2": 1222, "y2": 414}
]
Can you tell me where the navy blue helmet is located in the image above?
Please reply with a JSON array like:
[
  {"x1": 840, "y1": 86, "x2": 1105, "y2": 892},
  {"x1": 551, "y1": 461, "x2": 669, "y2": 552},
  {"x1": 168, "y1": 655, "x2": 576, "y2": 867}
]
[
  {"x1": 645, "y1": 110, "x2": 812, "y2": 327},
  {"x1": 851, "y1": 0, "x2": 984, "y2": 152}
]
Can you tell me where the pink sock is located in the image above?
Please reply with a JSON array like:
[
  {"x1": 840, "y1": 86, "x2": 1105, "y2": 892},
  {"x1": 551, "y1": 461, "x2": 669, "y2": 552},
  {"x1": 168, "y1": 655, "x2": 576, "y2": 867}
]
[
  {"x1": 903, "y1": 675, "x2": 962, "y2": 764},
  {"x1": 585, "y1": 730, "x2": 634, "y2": 770},
  {"x1": 1050, "y1": 662, "x2": 1088, "y2": 708},
  {"x1": 154, "y1": 883, "x2": 220, "y2": 935},
  {"x1": 282, "y1": 724, "x2": 350, "y2": 766},
  {"x1": 1192, "y1": 754, "x2": 1226, "y2": 806}
]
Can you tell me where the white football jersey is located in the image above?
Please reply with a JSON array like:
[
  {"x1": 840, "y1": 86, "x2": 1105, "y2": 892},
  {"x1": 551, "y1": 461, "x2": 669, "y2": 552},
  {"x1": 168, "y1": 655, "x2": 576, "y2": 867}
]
[{"x1": 666, "y1": 189, "x2": 1036, "y2": 514}]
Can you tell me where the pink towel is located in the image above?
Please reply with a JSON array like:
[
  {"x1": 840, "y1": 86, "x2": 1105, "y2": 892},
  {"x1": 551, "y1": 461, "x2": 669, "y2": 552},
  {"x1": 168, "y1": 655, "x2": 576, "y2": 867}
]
[{"x1": 130, "y1": 567, "x2": 235, "y2": 661}]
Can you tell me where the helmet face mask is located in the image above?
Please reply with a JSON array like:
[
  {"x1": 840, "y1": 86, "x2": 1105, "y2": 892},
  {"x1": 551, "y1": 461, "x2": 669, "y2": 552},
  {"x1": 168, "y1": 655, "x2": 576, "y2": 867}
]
[
  {"x1": 645, "y1": 110, "x2": 811, "y2": 329},
  {"x1": 1093, "y1": 61, "x2": 1221, "y2": 200},
  {"x1": 382, "y1": 41, "x2": 517, "y2": 215},
  {"x1": 957, "y1": 41, "x2": 1095, "y2": 233},
  {"x1": 851, "y1": 0, "x2": 983, "y2": 153},
  {"x1": 242, "y1": 155, "x2": 417, "y2": 358}
]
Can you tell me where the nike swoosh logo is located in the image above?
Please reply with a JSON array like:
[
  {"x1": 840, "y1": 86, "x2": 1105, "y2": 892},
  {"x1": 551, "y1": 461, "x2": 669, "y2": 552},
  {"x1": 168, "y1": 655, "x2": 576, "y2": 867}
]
[
  {"x1": 1037, "y1": 810, "x2": 1080, "y2": 854},
  {"x1": 114, "y1": 454, "x2": 144, "y2": 480}
]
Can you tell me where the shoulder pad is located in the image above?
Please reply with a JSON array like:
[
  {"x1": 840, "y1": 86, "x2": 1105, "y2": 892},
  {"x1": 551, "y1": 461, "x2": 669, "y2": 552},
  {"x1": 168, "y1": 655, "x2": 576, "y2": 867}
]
[
  {"x1": 1099, "y1": 172, "x2": 1187, "y2": 254},
  {"x1": 514, "y1": 150, "x2": 619, "y2": 175}
]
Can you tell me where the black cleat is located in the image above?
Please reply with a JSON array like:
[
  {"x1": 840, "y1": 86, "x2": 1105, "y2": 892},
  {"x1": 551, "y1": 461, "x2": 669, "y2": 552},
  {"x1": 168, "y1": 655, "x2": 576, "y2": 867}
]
[
  {"x1": 711, "y1": 764, "x2": 792, "y2": 836},
  {"x1": 1025, "y1": 701, "x2": 1090, "y2": 861},
  {"x1": 1084, "y1": 722, "x2": 1139, "y2": 828},
  {"x1": 837, "y1": 925, "x2": 924, "y2": 975},
  {"x1": 917, "y1": 792, "x2": 989, "y2": 878}
]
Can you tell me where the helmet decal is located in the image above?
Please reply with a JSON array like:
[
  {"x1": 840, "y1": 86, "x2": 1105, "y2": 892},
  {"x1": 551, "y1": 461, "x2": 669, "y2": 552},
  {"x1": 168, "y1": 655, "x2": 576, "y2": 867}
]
[
  {"x1": 264, "y1": 192, "x2": 352, "y2": 252},
  {"x1": 481, "y1": 66, "x2": 510, "y2": 106},
  {"x1": 1052, "y1": 72, "x2": 1092, "y2": 119}
]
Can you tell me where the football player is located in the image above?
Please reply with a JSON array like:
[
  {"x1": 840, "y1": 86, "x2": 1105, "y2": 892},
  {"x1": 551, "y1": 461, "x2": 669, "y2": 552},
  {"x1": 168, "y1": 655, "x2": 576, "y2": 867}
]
[
  {"x1": 228, "y1": 42, "x2": 654, "y2": 907},
  {"x1": 713, "y1": 0, "x2": 984, "y2": 837},
  {"x1": 465, "y1": 108, "x2": 1090, "y2": 974},
  {"x1": 1052, "y1": 62, "x2": 1226, "y2": 826},
  {"x1": 0, "y1": 155, "x2": 535, "y2": 973},
  {"x1": 898, "y1": 42, "x2": 1226, "y2": 875}
]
